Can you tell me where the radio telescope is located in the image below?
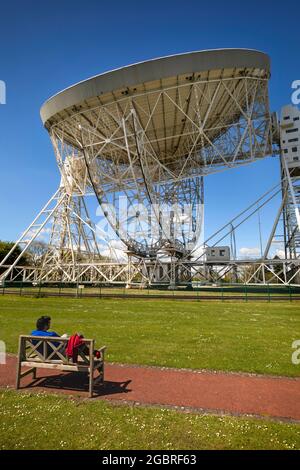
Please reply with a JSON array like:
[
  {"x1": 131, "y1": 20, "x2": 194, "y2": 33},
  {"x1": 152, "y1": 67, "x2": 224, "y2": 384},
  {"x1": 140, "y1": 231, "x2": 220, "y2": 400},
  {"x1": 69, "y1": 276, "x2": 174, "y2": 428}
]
[{"x1": 0, "y1": 49, "x2": 276, "y2": 286}]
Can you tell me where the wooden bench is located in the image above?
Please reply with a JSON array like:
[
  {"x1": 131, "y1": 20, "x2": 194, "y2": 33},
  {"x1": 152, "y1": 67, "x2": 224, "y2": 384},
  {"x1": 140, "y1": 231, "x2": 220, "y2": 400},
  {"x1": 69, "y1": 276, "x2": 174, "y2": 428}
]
[{"x1": 16, "y1": 335, "x2": 106, "y2": 397}]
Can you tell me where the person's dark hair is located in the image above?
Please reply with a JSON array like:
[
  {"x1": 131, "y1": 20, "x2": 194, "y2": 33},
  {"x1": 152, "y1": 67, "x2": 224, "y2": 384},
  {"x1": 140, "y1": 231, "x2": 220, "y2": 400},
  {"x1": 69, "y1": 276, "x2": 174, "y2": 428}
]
[{"x1": 36, "y1": 316, "x2": 51, "y2": 331}]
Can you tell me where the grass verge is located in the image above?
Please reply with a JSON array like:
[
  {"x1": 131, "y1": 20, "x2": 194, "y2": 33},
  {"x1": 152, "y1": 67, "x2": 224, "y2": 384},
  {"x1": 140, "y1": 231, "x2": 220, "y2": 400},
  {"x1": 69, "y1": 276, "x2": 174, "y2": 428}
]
[{"x1": 0, "y1": 390, "x2": 299, "y2": 450}]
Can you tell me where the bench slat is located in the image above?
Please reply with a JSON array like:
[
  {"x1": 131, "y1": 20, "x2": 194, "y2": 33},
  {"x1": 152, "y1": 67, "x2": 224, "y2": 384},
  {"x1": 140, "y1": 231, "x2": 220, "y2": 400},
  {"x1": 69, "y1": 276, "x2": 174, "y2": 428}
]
[{"x1": 21, "y1": 360, "x2": 103, "y2": 372}]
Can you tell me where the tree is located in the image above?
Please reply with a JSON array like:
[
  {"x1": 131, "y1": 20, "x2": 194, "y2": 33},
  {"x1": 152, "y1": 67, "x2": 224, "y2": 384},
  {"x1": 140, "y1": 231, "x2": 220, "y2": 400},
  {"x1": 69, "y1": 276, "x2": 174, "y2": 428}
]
[
  {"x1": 269, "y1": 255, "x2": 285, "y2": 282},
  {"x1": 26, "y1": 241, "x2": 49, "y2": 266},
  {"x1": 0, "y1": 240, "x2": 29, "y2": 274},
  {"x1": 0, "y1": 241, "x2": 22, "y2": 264}
]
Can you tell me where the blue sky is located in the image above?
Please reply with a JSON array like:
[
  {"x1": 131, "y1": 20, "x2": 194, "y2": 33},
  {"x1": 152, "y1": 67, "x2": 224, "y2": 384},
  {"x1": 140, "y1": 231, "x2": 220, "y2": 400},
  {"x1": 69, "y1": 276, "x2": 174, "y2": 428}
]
[{"x1": 0, "y1": 0, "x2": 299, "y2": 256}]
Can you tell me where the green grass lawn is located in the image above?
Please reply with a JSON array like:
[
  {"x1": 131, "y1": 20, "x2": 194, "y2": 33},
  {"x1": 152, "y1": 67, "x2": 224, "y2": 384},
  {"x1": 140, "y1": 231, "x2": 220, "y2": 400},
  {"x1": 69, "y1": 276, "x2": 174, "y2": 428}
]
[
  {"x1": 0, "y1": 295, "x2": 299, "y2": 376},
  {"x1": 0, "y1": 390, "x2": 299, "y2": 450}
]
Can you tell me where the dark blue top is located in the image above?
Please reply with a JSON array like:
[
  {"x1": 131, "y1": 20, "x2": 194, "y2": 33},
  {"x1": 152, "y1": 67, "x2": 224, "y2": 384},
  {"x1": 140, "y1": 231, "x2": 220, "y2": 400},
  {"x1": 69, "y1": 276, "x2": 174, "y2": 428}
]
[
  {"x1": 31, "y1": 330, "x2": 59, "y2": 338},
  {"x1": 31, "y1": 330, "x2": 60, "y2": 349}
]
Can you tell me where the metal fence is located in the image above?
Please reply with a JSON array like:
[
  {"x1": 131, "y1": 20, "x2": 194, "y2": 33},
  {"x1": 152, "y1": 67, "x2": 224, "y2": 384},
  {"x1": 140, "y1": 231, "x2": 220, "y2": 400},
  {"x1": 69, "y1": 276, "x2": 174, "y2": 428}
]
[{"x1": 1, "y1": 282, "x2": 300, "y2": 302}]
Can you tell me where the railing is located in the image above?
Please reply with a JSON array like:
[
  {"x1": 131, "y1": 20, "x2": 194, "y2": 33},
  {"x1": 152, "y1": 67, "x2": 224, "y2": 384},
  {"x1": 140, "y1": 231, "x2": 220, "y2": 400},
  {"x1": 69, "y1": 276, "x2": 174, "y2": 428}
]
[{"x1": 1, "y1": 282, "x2": 300, "y2": 302}]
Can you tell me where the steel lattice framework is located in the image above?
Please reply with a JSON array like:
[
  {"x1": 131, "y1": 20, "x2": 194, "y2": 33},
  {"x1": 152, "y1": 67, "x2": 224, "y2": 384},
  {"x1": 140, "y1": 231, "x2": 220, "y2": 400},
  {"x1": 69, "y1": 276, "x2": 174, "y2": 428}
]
[
  {"x1": 49, "y1": 71, "x2": 272, "y2": 258},
  {"x1": 4, "y1": 48, "x2": 295, "y2": 287}
]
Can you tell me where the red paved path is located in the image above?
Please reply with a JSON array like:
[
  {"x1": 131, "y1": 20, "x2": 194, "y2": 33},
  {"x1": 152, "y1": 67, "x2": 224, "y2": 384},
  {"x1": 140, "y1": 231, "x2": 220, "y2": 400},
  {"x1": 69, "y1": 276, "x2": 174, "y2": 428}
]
[{"x1": 1, "y1": 355, "x2": 300, "y2": 421}]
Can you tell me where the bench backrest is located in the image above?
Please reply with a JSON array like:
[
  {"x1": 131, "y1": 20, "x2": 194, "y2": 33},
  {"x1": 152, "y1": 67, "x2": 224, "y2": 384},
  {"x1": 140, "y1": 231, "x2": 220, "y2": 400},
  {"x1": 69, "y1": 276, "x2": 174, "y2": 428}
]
[{"x1": 18, "y1": 335, "x2": 94, "y2": 364}]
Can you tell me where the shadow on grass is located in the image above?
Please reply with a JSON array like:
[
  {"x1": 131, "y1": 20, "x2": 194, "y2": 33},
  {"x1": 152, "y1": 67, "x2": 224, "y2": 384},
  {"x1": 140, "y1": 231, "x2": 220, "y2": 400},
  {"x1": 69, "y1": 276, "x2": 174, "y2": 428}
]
[{"x1": 21, "y1": 372, "x2": 132, "y2": 397}]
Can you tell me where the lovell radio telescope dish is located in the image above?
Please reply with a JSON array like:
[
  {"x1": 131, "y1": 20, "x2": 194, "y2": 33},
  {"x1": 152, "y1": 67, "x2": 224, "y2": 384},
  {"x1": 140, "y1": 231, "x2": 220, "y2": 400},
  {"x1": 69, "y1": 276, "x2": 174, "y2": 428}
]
[{"x1": 1, "y1": 49, "x2": 277, "y2": 285}]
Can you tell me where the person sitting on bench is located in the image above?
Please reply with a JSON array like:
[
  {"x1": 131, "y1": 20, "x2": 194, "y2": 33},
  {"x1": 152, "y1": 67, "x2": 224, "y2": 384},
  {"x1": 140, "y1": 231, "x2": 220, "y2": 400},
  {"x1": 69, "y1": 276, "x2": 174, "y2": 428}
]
[
  {"x1": 31, "y1": 316, "x2": 60, "y2": 341},
  {"x1": 31, "y1": 317, "x2": 100, "y2": 362},
  {"x1": 31, "y1": 316, "x2": 66, "y2": 357}
]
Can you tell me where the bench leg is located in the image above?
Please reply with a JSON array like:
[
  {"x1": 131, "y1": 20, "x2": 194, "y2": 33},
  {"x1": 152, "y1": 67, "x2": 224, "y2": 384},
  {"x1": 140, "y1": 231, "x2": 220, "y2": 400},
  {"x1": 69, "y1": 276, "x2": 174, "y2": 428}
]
[
  {"x1": 98, "y1": 363, "x2": 104, "y2": 384},
  {"x1": 89, "y1": 369, "x2": 94, "y2": 398},
  {"x1": 16, "y1": 336, "x2": 22, "y2": 390},
  {"x1": 94, "y1": 364, "x2": 104, "y2": 386},
  {"x1": 16, "y1": 362, "x2": 21, "y2": 390},
  {"x1": 89, "y1": 341, "x2": 95, "y2": 398}
]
